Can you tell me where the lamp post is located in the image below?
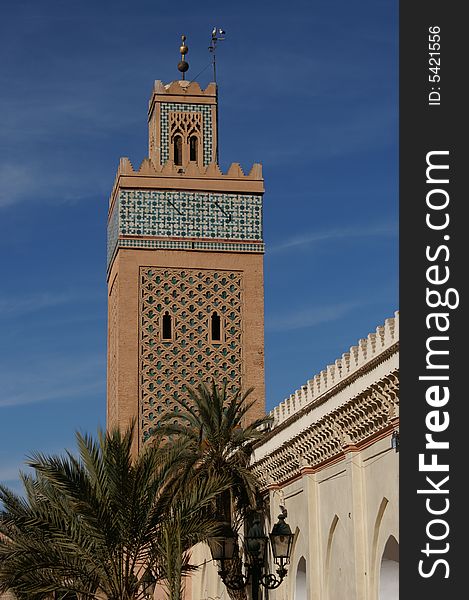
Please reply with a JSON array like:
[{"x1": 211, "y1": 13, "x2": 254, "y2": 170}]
[
  {"x1": 140, "y1": 568, "x2": 156, "y2": 599},
  {"x1": 208, "y1": 511, "x2": 294, "y2": 600}
]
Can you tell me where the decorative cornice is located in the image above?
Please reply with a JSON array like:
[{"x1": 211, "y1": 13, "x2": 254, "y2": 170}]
[
  {"x1": 263, "y1": 423, "x2": 398, "y2": 490},
  {"x1": 109, "y1": 158, "x2": 264, "y2": 213},
  {"x1": 149, "y1": 80, "x2": 217, "y2": 109},
  {"x1": 252, "y1": 370, "x2": 399, "y2": 489},
  {"x1": 117, "y1": 156, "x2": 262, "y2": 180},
  {"x1": 251, "y1": 313, "x2": 400, "y2": 489}
]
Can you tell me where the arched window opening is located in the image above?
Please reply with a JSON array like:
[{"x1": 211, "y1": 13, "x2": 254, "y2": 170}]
[
  {"x1": 379, "y1": 536, "x2": 399, "y2": 599},
  {"x1": 295, "y1": 557, "x2": 307, "y2": 600},
  {"x1": 162, "y1": 312, "x2": 172, "y2": 340},
  {"x1": 189, "y1": 135, "x2": 198, "y2": 162},
  {"x1": 173, "y1": 135, "x2": 182, "y2": 165},
  {"x1": 210, "y1": 311, "x2": 221, "y2": 342}
]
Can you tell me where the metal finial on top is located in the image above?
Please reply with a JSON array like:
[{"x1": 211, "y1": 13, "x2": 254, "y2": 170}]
[
  {"x1": 208, "y1": 27, "x2": 225, "y2": 83},
  {"x1": 177, "y1": 34, "x2": 189, "y2": 80}
]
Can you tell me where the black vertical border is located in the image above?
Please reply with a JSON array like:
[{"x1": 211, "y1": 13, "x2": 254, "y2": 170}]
[{"x1": 400, "y1": 2, "x2": 465, "y2": 596}]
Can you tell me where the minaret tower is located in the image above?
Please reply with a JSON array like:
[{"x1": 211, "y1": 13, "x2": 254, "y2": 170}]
[{"x1": 106, "y1": 37, "x2": 265, "y2": 448}]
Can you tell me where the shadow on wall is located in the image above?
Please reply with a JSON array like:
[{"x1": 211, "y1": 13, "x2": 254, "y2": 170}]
[
  {"x1": 379, "y1": 536, "x2": 399, "y2": 599},
  {"x1": 295, "y1": 556, "x2": 307, "y2": 600}
]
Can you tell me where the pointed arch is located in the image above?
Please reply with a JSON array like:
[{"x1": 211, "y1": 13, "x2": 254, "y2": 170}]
[
  {"x1": 189, "y1": 134, "x2": 199, "y2": 162},
  {"x1": 162, "y1": 311, "x2": 173, "y2": 340},
  {"x1": 173, "y1": 134, "x2": 183, "y2": 165},
  {"x1": 379, "y1": 536, "x2": 399, "y2": 599},
  {"x1": 370, "y1": 497, "x2": 390, "y2": 595},
  {"x1": 324, "y1": 514, "x2": 339, "y2": 598},
  {"x1": 210, "y1": 311, "x2": 222, "y2": 342},
  {"x1": 295, "y1": 556, "x2": 307, "y2": 600}
]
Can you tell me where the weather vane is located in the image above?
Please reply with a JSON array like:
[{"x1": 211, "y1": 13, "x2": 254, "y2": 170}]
[
  {"x1": 208, "y1": 27, "x2": 226, "y2": 83},
  {"x1": 177, "y1": 34, "x2": 189, "y2": 80}
]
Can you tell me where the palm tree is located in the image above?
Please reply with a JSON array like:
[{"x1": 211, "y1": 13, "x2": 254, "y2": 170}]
[
  {"x1": 0, "y1": 424, "x2": 227, "y2": 600},
  {"x1": 160, "y1": 381, "x2": 271, "y2": 514},
  {"x1": 157, "y1": 380, "x2": 272, "y2": 600}
]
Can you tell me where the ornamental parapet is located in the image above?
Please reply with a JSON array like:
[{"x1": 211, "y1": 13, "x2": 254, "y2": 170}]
[
  {"x1": 252, "y1": 369, "x2": 399, "y2": 488},
  {"x1": 270, "y1": 312, "x2": 399, "y2": 428},
  {"x1": 252, "y1": 312, "x2": 399, "y2": 488},
  {"x1": 109, "y1": 157, "x2": 264, "y2": 212}
]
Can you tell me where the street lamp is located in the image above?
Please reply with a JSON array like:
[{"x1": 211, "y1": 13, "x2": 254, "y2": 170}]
[
  {"x1": 140, "y1": 568, "x2": 156, "y2": 599},
  {"x1": 207, "y1": 510, "x2": 294, "y2": 600},
  {"x1": 270, "y1": 511, "x2": 294, "y2": 579},
  {"x1": 391, "y1": 430, "x2": 400, "y2": 452},
  {"x1": 207, "y1": 522, "x2": 237, "y2": 563}
]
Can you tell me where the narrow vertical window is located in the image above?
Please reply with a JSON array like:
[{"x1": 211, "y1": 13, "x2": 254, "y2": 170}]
[
  {"x1": 210, "y1": 311, "x2": 221, "y2": 342},
  {"x1": 162, "y1": 312, "x2": 172, "y2": 340},
  {"x1": 189, "y1": 135, "x2": 198, "y2": 162},
  {"x1": 173, "y1": 135, "x2": 182, "y2": 165}
]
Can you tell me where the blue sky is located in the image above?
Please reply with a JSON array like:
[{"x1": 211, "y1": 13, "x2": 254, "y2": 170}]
[{"x1": 0, "y1": 0, "x2": 398, "y2": 492}]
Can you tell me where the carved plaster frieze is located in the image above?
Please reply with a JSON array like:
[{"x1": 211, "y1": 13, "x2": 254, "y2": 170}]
[{"x1": 252, "y1": 370, "x2": 399, "y2": 488}]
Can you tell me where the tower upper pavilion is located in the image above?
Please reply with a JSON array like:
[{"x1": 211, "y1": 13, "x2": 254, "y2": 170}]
[{"x1": 107, "y1": 60, "x2": 265, "y2": 449}]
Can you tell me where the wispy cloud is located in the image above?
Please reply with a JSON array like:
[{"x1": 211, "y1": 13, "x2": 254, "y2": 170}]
[
  {"x1": 0, "y1": 94, "x2": 140, "y2": 146},
  {"x1": 0, "y1": 288, "x2": 103, "y2": 318},
  {"x1": 266, "y1": 301, "x2": 361, "y2": 333},
  {"x1": 0, "y1": 158, "x2": 110, "y2": 208},
  {"x1": 269, "y1": 222, "x2": 397, "y2": 254},
  {"x1": 0, "y1": 291, "x2": 74, "y2": 317},
  {"x1": 0, "y1": 378, "x2": 104, "y2": 409},
  {"x1": 0, "y1": 354, "x2": 105, "y2": 408},
  {"x1": 0, "y1": 163, "x2": 38, "y2": 208},
  {"x1": 0, "y1": 460, "x2": 25, "y2": 483}
]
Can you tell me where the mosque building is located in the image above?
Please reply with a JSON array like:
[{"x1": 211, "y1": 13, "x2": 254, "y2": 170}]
[{"x1": 106, "y1": 36, "x2": 399, "y2": 600}]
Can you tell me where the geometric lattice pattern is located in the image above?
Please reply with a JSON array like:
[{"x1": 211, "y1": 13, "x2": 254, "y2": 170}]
[
  {"x1": 120, "y1": 239, "x2": 264, "y2": 253},
  {"x1": 107, "y1": 189, "x2": 263, "y2": 269},
  {"x1": 139, "y1": 267, "x2": 243, "y2": 444},
  {"x1": 169, "y1": 111, "x2": 202, "y2": 144},
  {"x1": 107, "y1": 202, "x2": 120, "y2": 268},
  {"x1": 119, "y1": 190, "x2": 262, "y2": 239},
  {"x1": 160, "y1": 103, "x2": 213, "y2": 165}
]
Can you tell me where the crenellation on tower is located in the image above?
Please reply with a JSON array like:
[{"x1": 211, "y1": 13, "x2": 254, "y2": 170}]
[
  {"x1": 147, "y1": 79, "x2": 218, "y2": 169},
  {"x1": 108, "y1": 154, "x2": 263, "y2": 211}
]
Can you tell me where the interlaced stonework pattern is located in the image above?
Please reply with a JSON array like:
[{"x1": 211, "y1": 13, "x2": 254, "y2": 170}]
[
  {"x1": 251, "y1": 313, "x2": 399, "y2": 488},
  {"x1": 160, "y1": 103, "x2": 213, "y2": 165},
  {"x1": 139, "y1": 266, "x2": 243, "y2": 443},
  {"x1": 107, "y1": 189, "x2": 264, "y2": 271},
  {"x1": 169, "y1": 111, "x2": 202, "y2": 143},
  {"x1": 252, "y1": 370, "x2": 399, "y2": 488}
]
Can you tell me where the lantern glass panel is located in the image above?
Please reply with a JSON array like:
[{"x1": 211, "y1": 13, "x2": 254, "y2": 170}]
[
  {"x1": 208, "y1": 535, "x2": 236, "y2": 561},
  {"x1": 270, "y1": 532, "x2": 293, "y2": 559}
]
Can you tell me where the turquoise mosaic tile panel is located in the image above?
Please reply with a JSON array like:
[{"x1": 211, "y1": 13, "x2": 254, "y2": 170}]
[
  {"x1": 107, "y1": 202, "x2": 119, "y2": 267},
  {"x1": 118, "y1": 239, "x2": 264, "y2": 253},
  {"x1": 160, "y1": 103, "x2": 212, "y2": 165},
  {"x1": 193, "y1": 241, "x2": 264, "y2": 252},
  {"x1": 107, "y1": 189, "x2": 264, "y2": 270},
  {"x1": 119, "y1": 190, "x2": 263, "y2": 241}
]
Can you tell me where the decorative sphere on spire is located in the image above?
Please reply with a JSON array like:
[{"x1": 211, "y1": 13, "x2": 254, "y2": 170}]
[
  {"x1": 177, "y1": 34, "x2": 189, "y2": 79},
  {"x1": 179, "y1": 35, "x2": 188, "y2": 55}
]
